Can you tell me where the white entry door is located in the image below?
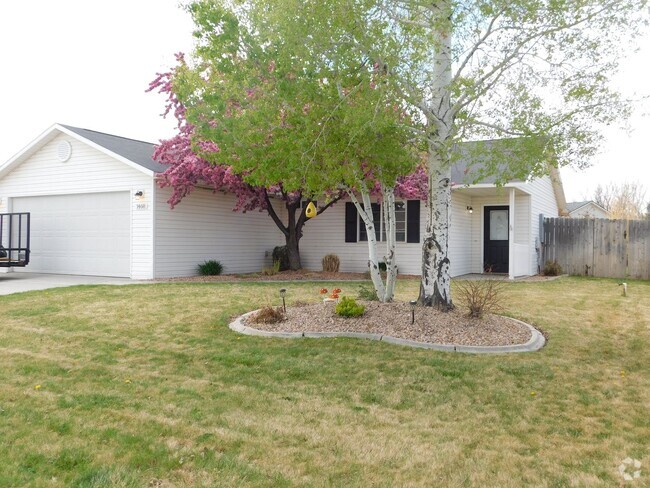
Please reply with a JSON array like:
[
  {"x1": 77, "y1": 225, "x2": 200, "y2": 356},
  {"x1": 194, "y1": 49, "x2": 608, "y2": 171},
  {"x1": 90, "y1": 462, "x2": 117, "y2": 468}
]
[{"x1": 12, "y1": 192, "x2": 130, "y2": 277}]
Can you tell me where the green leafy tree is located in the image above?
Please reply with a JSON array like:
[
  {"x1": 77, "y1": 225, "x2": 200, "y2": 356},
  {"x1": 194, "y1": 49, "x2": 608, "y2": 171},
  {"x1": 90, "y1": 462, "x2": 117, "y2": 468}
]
[
  {"x1": 249, "y1": 0, "x2": 647, "y2": 308},
  {"x1": 171, "y1": 0, "x2": 422, "y2": 299}
]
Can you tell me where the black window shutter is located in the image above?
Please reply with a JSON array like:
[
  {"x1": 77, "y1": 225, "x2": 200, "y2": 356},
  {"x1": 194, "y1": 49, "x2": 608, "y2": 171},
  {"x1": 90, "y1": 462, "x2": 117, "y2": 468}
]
[
  {"x1": 407, "y1": 200, "x2": 420, "y2": 243},
  {"x1": 345, "y1": 202, "x2": 358, "y2": 242}
]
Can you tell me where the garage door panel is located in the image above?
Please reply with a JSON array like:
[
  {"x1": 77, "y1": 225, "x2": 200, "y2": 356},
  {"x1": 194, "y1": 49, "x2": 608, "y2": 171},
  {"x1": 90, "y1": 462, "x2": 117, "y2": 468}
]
[{"x1": 12, "y1": 192, "x2": 130, "y2": 277}]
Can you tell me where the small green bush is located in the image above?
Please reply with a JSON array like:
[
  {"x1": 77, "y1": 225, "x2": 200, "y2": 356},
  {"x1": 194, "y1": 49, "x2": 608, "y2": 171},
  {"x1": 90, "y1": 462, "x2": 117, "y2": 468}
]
[
  {"x1": 357, "y1": 285, "x2": 379, "y2": 301},
  {"x1": 335, "y1": 297, "x2": 366, "y2": 318},
  {"x1": 322, "y1": 254, "x2": 340, "y2": 272},
  {"x1": 197, "y1": 260, "x2": 223, "y2": 276},
  {"x1": 543, "y1": 260, "x2": 563, "y2": 276},
  {"x1": 272, "y1": 246, "x2": 290, "y2": 271}
]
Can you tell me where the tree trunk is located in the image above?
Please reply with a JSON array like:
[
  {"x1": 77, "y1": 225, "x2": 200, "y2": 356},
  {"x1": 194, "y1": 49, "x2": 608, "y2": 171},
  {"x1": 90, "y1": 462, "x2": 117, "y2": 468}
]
[
  {"x1": 419, "y1": 3, "x2": 454, "y2": 309},
  {"x1": 348, "y1": 188, "x2": 387, "y2": 301},
  {"x1": 285, "y1": 231, "x2": 302, "y2": 271},
  {"x1": 285, "y1": 198, "x2": 303, "y2": 271},
  {"x1": 264, "y1": 190, "x2": 303, "y2": 271},
  {"x1": 382, "y1": 184, "x2": 398, "y2": 302},
  {"x1": 419, "y1": 149, "x2": 453, "y2": 309}
]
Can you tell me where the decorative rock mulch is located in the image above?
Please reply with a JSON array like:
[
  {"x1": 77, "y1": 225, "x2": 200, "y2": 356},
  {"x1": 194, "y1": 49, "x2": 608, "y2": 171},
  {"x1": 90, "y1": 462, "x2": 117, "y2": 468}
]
[{"x1": 243, "y1": 300, "x2": 535, "y2": 347}]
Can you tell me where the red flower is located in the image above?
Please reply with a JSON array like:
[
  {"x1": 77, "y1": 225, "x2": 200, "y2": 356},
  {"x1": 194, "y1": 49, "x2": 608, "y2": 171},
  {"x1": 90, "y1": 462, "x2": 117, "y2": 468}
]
[
  {"x1": 319, "y1": 288, "x2": 328, "y2": 294},
  {"x1": 333, "y1": 288, "x2": 342, "y2": 294},
  {"x1": 329, "y1": 293, "x2": 339, "y2": 299}
]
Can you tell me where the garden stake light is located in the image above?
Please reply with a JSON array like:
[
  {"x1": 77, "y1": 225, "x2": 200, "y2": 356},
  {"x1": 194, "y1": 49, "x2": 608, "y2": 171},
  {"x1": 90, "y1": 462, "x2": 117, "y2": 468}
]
[
  {"x1": 410, "y1": 300, "x2": 417, "y2": 325},
  {"x1": 279, "y1": 288, "x2": 287, "y2": 313}
]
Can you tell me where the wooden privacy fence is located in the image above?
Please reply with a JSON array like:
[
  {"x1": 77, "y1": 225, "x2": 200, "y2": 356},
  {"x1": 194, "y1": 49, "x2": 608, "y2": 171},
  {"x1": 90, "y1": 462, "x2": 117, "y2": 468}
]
[{"x1": 542, "y1": 217, "x2": 650, "y2": 280}]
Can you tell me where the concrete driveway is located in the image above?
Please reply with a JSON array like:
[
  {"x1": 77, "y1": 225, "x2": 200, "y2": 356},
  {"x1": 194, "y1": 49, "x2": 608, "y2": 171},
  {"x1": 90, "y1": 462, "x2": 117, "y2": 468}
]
[{"x1": 0, "y1": 273, "x2": 147, "y2": 296}]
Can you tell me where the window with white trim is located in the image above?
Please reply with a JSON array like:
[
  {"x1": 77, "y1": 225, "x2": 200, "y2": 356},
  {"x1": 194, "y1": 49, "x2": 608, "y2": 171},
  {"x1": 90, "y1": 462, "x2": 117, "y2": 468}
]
[
  {"x1": 345, "y1": 200, "x2": 420, "y2": 244},
  {"x1": 359, "y1": 201, "x2": 407, "y2": 242}
]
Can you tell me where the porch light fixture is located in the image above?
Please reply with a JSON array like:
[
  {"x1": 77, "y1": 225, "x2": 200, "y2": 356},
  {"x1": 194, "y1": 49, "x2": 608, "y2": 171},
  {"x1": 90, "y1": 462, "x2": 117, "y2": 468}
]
[
  {"x1": 409, "y1": 300, "x2": 417, "y2": 325},
  {"x1": 135, "y1": 190, "x2": 144, "y2": 200},
  {"x1": 279, "y1": 288, "x2": 287, "y2": 313},
  {"x1": 467, "y1": 206, "x2": 473, "y2": 214}
]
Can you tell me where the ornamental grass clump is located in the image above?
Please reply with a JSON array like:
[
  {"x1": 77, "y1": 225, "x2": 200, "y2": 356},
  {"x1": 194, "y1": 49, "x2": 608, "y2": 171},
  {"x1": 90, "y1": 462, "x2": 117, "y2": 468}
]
[
  {"x1": 454, "y1": 279, "x2": 505, "y2": 319},
  {"x1": 250, "y1": 306, "x2": 286, "y2": 324},
  {"x1": 322, "y1": 254, "x2": 340, "y2": 272},
  {"x1": 335, "y1": 297, "x2": 366, "y2": 318}
]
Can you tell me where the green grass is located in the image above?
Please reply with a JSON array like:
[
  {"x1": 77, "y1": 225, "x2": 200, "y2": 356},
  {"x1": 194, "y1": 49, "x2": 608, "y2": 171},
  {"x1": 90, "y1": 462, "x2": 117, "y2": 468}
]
[{"x1": 0, "y1": 277, "x2": 648, "y2": 487}]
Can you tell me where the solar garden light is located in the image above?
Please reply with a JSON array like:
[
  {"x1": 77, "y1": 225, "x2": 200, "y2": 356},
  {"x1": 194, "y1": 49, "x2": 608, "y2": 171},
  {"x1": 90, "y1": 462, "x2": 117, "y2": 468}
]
[
  {"x1": 279, "y1": 288, "x2": 287, "y2": 313},
  {"x1": 409, "y1": 300, "x2": 417, "y2": 325}
]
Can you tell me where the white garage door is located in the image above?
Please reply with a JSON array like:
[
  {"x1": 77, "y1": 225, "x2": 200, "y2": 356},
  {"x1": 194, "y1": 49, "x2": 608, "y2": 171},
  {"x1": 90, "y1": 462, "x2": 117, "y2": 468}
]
[{"x1": 12, "y1": 192, "x2": 130, "y2": 277}]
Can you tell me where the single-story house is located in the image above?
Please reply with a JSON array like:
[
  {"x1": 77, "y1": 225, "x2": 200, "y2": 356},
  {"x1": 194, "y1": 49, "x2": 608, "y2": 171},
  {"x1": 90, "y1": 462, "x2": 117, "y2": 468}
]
[
  {"x1": 0, "y1": 124, "x2": 568, "y2": 279},
  {"x1": 566, "y1": 200, "x2": 609, "y2": 219}
]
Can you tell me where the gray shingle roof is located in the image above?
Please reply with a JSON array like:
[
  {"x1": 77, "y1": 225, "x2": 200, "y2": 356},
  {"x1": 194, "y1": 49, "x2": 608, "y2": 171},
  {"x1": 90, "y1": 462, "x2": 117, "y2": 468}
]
[
  {"x1": 566, "y1": 201, "x2": 591, "y2": 212},
  {"x1": 60, "y1": 126, "x2": 545, "y2": 185},
  {"x1": 451, "y1": 138, "x2": 542, "y2": 185},
  {"x1": 61, "y1": 125, "x2": 167, "y2": 173}
]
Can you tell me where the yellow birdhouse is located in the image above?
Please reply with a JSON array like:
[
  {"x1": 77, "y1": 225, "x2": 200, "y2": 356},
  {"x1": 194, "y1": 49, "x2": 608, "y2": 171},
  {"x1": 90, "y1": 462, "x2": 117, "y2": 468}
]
[{"x1": 305, "y1": 201, "x2": 317, "y2": 219}]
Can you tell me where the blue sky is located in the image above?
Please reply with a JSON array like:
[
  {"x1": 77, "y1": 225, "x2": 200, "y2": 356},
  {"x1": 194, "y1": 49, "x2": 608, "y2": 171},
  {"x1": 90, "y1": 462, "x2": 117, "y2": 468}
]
[{"x1": 1, "y1": 0, "x2": 648, "y2": 203}]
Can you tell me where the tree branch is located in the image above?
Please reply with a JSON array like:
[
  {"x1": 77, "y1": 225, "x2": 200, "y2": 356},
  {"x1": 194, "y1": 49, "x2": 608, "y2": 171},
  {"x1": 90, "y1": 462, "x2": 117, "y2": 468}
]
[{"x1": 263, "y1": 189, "x2": 290, "y2": 237}]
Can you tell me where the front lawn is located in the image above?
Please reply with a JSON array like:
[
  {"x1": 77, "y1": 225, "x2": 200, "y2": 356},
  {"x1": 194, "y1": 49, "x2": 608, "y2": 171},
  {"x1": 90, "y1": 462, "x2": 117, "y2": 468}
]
[{"x1": 0, "y1": 277, "x2": 648, "y2": 487}]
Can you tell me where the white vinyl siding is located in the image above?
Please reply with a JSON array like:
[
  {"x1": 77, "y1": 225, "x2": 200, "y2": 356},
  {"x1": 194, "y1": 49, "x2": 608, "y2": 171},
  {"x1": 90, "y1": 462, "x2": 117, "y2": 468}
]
[
  {"x1": 449, "y1": 191, "x2": 473, "y2": 276},
  {"x1": 0, "y1": 132, "x2": 154, "y2": 278},
  {"x1": 521, "y1": 176, "x2": 560, "y2": 275},
  {"x1": 154, "y1": 187, "x2": 284, "y2": 277},
  {"x1": 569, "y1": 203, "x2": 609, "y2": 219},
  {"x1": 300, "y1": 198, "x2": 427, "y2": 276}
]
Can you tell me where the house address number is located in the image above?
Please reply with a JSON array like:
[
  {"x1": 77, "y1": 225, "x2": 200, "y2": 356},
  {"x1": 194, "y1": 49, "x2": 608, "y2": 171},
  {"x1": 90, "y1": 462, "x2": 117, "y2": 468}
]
[{"x1": 136, "y1": 203, "x2": 149, "y2": 211}]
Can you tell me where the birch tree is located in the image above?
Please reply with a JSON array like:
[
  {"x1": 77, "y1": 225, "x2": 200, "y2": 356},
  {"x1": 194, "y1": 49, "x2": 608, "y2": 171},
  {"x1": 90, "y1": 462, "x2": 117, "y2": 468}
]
[{"x1": 255, "y1": 0, "x2": 648, "y2": 308}]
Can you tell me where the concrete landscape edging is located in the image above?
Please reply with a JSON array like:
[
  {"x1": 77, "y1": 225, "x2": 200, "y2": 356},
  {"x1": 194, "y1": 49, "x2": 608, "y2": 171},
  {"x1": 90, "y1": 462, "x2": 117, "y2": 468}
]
[{"x1": 229, "y1": 311, "x2": 546, "y2": 354}]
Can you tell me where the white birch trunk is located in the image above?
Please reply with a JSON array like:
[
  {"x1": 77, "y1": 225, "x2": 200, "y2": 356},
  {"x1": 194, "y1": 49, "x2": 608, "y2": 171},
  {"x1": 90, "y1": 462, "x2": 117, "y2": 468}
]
[
  {"x1": 419, "y1": 149, "x2": 453, "y2": 308},
  {"x1": 347, "y1": 188, "x2": 386, "y2": 301},
  {"x1": 419, "y1": 1, "x2": 455, "y2": 309},
  {"x1": 382, "y1": 184, "x2": 398, "y2": 302}
]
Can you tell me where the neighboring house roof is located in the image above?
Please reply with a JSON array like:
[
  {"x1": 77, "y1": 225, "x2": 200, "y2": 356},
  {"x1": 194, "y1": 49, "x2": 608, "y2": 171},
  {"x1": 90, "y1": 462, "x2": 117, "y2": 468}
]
[{"x1": 566, "y1": 200, "x2": 609, "y2": 215}]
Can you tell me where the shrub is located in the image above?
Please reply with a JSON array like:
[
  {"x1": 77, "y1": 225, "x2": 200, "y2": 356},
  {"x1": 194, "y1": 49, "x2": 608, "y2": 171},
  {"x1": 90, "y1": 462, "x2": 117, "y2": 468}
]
[
  {"x1": 261, "y1": 260, "x2": 281, "y2": 276},
  {"x1": 272, "y1": 246, "x2": 290, "y2": 271},
  {"x1": 543, "y1": 260, "x2": 563, "y2": 276},
  {"x1": 250, "y1": 306, "x2": 285, "y2": 324},
  {"x1": 357, "y1": 284, "x2": 379, "y2": 301},
  {"x1": 322, "y1": 254, "x2": 340, "y2": 272},
  {"x1": 335, "y1": 297, "x2": 366, "y2": 318},
  {"x1": 454, "y1": 279, "x2": 505, "y2": 319},
  {"x1": 197, "y1": 260, "x2": 223, "y2": 276}
]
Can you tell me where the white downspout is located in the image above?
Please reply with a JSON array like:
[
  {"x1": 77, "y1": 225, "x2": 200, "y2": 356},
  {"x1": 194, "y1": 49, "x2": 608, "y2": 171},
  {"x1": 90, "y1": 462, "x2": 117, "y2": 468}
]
[{"x1": 509, "y1": 188, "x2": 515, "y2": 280}]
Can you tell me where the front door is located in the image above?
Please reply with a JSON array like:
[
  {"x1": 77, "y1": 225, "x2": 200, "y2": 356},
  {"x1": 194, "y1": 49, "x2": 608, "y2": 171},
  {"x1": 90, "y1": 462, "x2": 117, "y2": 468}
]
[{"x1": 483, "y1": 206, "x2": 509, "y2": 273}]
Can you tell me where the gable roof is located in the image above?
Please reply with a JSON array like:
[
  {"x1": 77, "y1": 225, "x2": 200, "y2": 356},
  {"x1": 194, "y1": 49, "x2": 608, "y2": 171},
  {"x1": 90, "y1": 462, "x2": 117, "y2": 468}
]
[
  {"x1": 566, "y1": 200, "x2": 608, "y2": 214},
  {"x1": 451, "y1": 139, "x2": 526, "y2": 185},
  {"x1": 1, "y1": 125, "x2": 567, "y2": 213},
  {"x1": 60, "y1": 125, "x2": 166, "y2": 173},
  {"x1": 0, "y1": 123, "x2": 166, "y2": 179}
]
